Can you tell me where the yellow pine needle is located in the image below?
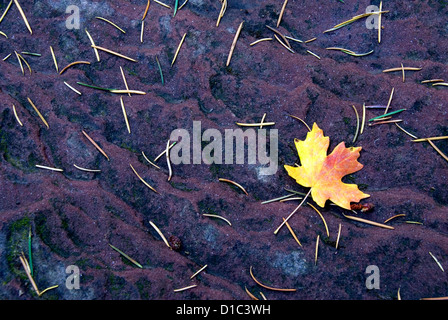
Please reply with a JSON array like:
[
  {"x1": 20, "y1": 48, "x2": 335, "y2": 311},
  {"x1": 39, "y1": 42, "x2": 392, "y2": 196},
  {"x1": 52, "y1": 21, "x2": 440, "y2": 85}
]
[
  {"x1": 141, "y1": 151, "x2": 160, "y2": 169},
  {"x1": 277, "y1": 0, "x2": 288, "y2": 28},
  {"x1": 324, "y1": 10, "x2": 389, "y2": 33},
  {"x1": 412, "y1": 136, "x2": 448, "y2": 142},
  {"x1": 50, "y1": 46, "x2": 58, "y2": 72},
  {"x1": 235, "y1": 121, "x2": 275, "y2": 127},
  {"x1": 259, "y1": 113, "x2": 267, "y2": 129},
  {"x1": 91, "y1": 45, "x2": 137, "y2": 62},
  {"x1": 304, "y1": 37, "x2": 317, "y2": 43},
  {"x1": 174, "y1": 284, "x2": 197, "y2": 292},
  {"x1": 218, "y1": 178, "x2": 248, "y2": 195},
  {"x1": 421, "y1": 79, "x2": 444, "y2": 84},
  {"x1": 427, "y1": 139, "x2": 448, "y2": 163},
  {"x1": 2, "y1": 53, "x2": 11, "y2": 61},
  {"x1": 171, "y1": 32, "x2": 187, "y2": 66},
  {"x1": 249, "y1": 266, "x2": 296, "y2": 292},
  {"x1": 82, "y1": 130, "x2": 109, "y2": 160},
  {"x1": 307, "y1": 203, "x2": 329, "y2": 237},
  {"x1": 190, "y1": 265, "x2": 208, "y2": 279},
  {"x1": 315, "y1": 235, "x2": 320, "y2": 265},
  {"x1": 12, "y1": 104, "x2": 23, "y2": 126},
  {"x1": 378, "y1": 1, "x2": 383, "y2": 43},
  {"x1": 142, "y1": 0, "x2": 150, "y2": 20},
  {"x1": 351, "y1": 105, "x2": 360, "y2": 143},
  {"x1": 226, "y1": 21, "x2": 244, "y2": 66},
  {"x1": 119, "y1": 66, "x2": 131, "y2": 96},
  {"x1": 266, "y1": 25, "x2": 291, "y2": 47},
  {"x1": 216, "y1": 0, "x2": 227, "y2": 27},
  {"x1": 335, "y1": 223, "x2": 342, "y2": 249},
  {"x1": 19, "y1": 254, "x2": 39, "y2": 295},
  {"x1": 35, "y1": 164, "x2": 64, "y2": 172},
  {"x1": 59, "y1": 61, "x2": 91, "y2": 75},
  {"x1": 285, "y1": 35, "x2": 303, "y2": 43},
  {"x1": 245, "y1": 286, "x2": 259, "y2": 300},
  {"x1": 288, "y1": 115, "x2": 311, "y2": 131},
  {"x1": 120, "y1": 96, "x2": 131, "y2": 134},
  {"x1": 27, "y1": 98, "x2": 49, "y2": 129},
  {"x1": 16, "y1": 52, "x2": 31, "y2": 74},
  {"x1": 85, "y1": 29, "x2": 100, "y2": 62},
  {"x1": 342, "y1": 213, "x2": 395, "y2": 230},
  {"x1": 154, "y1": 141, "x2": 176, "y2": 161},
  {"x1": 140, "y1": 20, "x2": 144, "y2": 43},
  {"x1": 153, "y1": 0, "x2": 171, "y2": 8},
  {"x1": 203, "y1": 213, "x2": 232, "y2": 226},
  {"x1": 96, "y1": 16, "x2": 126, "y2": 33},
  {"x1": 283, "y1": 218, "x2": 302, "y2": 246},
  {"x1": 64, "y1": 81, "x2": 82, "y2": 95},
  {"x1": 274, "y1": 34, "x2": 295, "y2": 53},
  {"x1": 166, "y1": 139, "x2": 173, "y2": 181},
  {"x1": 306, "y1": 50, "x2": 321, "y2": 59},
  {"x1": 383, "y1": 214, "x2": 406, "y2": 223},
  {"x1": 274, "y1": 189, "x2": 311, "y2": 234},
  {"x1": 395, "y1": 123, "x2": 418, "y2": 139},
  {"x1": 429, "y1": 252, "x2": 445, "y2": 272},
  {"x1": 360, "y1": 103, "x2": 366, "y2": 135},
  {"x1": 14, "y1": 51, "x2": 24, "y2": 75},
  {"x1": 0, "y1": 1, "x2": 13, "y2": 25},
  {"x1": 38, "y1": 285, "x2": 59, "y2": 296},
  {"x1": 129, "y1": 163, "x2": 158, "y2": 193},
  {"x1": 149, "y1": 220, "x2": 171, "y2": 248},
  {"x1": 249, "y1": 38, "x2": 273, "y2": 46},
  {"x1": 382, "y1": 66, "x2": 422, "y2": 72},
  {"x1": 109, "y1": 89, "x2": 146, "y2": 95},
  {"x1": 73, "y1": 164, "x2": 101, "y2": 172},
  {"x1": 14, "y1": 0, "x2": 32, "y2": 34},
  {"x1": 108, "y1": 244, "x2": 143, "y2": 268}
]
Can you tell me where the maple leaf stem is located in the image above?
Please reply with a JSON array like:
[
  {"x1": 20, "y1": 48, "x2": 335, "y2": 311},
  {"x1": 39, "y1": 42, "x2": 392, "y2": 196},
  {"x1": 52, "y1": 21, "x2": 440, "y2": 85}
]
[{"x1": 274, "y1": 188, "x2": 312, "y2": 235}]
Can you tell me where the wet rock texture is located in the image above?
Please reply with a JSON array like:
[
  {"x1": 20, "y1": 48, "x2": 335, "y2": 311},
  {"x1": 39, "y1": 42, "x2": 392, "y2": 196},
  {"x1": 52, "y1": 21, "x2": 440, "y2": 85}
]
[{"x1": 0, "y1": 0, "x2": 447, "y2": 300}]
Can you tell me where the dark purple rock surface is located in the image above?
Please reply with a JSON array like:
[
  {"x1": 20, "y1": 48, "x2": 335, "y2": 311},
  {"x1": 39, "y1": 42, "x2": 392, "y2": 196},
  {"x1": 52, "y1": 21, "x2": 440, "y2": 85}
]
[{"x1": 0, "y1": 0, "x2": 447, "y2": 300}]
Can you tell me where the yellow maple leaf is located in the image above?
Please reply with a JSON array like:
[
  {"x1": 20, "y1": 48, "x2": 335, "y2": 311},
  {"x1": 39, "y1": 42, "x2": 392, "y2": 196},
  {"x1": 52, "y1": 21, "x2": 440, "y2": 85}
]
[{"x1": 285, "y1": 123, "x2": 370, "y2": 210}]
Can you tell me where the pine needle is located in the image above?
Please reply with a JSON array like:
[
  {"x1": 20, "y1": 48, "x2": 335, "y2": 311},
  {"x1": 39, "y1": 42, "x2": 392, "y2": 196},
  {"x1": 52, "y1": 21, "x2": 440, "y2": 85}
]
[
  {"x1": 129, "y1": 163, "x2": 158, "y2": 193},
  {"x1": 190, "y1": 265, "x2": 208, "y2": 279},
  {"x1": 277, "y1": 0, "x2": 288, "y2": 28},
  {"x1": 149, "y1": 220, "x2": 171, "y2": 248},
  {"x1": 27, "y1": 98, "x2": 49, "y2": 129},
  {"x1": 351, "y1": 105, "x2": 360, "y2": 143},
  {"x1": 315, "y1": 235, "x2": 320, "y2": 265},
  {"x1": 274, "y1": 189, "x2": 311, "y2": 234},
  {"x1": 73, "y1": 164, "x2": 101, "y2": 172},
  {"x1": 171, "y1": 32, "x2": 187, "y2": 66},
  {"x1": 35, "y1": 164, "x2": 64, "y2": 172},
  {"x1": 96, "y1": 16, "x2": 126, "y2": 33},
  {"x1": 108, "y1": 244, "x2": 143, "y2": 268},
  {"x1": 59, "y1": 61, "x2": 91, "y2": 75},
  {"x1": 249, "y1": 266, "x2": 296, "y2": 292},
  {"x1": 216, "y1": 0, "x2": 227, "y2": 27},
  {"x1": 342, "y1": 213, "x2": 394, "y2": 229},
  {"x1": 226, "y1": 21, "x2": 244, "y2": 67},
  {"x1": 166, "y1": 139, "x2": 173, "y2": 181},
  {"x1": 49, "y1": 46, "x2": 58, "y2": 72},
  {"x1": 335, "y1": 223, "x2": 342, "y2": 249},
  {"x1": 64, "y1": 81, "x2": 82, "y2": 95},
  {"x1": 308, "y1": 202, "x2": 329, "y2": 237},
  {"x1": 427, "y1": 139, "x2": 448, "y2": 163},
  {"x1": 142, "y1": 0, "x2": 150, "y2": 20},
  {"x1": 142, "y1": 151, "x2": 160, "y2": 169},
  {"x1": 429, "y1": 252, "x2": 445, "y2": 272},
  {"x1": 13, "y1": 0, "x2": 32, "y2": 34},
  {"x1": 0, "y1": 0, "x2": 13, "y2": 25},
  {"x1": 85, "y1": 29, "x2": 100, "y2": 61},
  {"x1": 283, "y1": 218, "x2": 302, "y2": 246},
  {"x1": 82, "y1": 130, "x2": 109, "y2": 160},
  {"x1": 203, "y1": 213, "x2": 232, "y2": 226},
  {"x1": 249, "y1": 38, "x2": 273, "y2": 46},
  {"x1": 218, "y1": 178, "x2": 248, "y2": 195},
  {"x1": 174, "y1": 284, "x2": 197, "y2": 292},
  {"x1": 91, "y1": 45, "x2": 137, "y2": 62},
  {"x1": 12, "y1": 104, "x2": 23, "y2": 126},
  {"x1": 120, "y1": 96, "x2": 131, "y2": 134}
]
